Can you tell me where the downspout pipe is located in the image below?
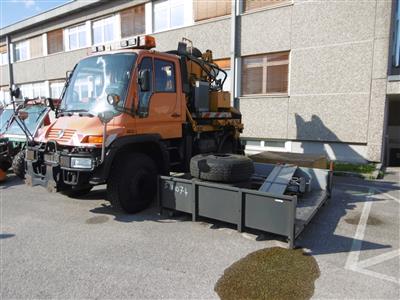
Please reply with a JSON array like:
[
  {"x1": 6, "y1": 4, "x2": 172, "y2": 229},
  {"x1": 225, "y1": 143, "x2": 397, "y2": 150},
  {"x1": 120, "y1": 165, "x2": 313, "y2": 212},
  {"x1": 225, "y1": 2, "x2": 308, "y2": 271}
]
[
  {"x1": 230, "y1": 0, "x2": 239, "y2": 109},
  {"x1": 6, "y1": 35, "x2": 14, "y2": 104}
]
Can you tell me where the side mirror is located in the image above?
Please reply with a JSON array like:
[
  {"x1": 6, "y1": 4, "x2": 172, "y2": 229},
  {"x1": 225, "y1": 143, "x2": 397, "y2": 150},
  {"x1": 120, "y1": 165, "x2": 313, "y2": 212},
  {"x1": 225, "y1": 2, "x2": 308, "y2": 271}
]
[
  {"x1": 98, "y1": 111, "x2": 114, "y2": 124},
  {"x1": 46, "y1": 98, "x2": 55, "y2": 111},
  {"x1": 138, "y1": 69, "x2": 150, "y2": 92},
  {"x1": 107, "y1": 94, "x2": 120, "y2": 106},
  {"x1": 11, "y1": 87, "x2": 21, "y2": 99},
  {"x1": 66, "y1": 70, "x2": 72, "y2": 80}
]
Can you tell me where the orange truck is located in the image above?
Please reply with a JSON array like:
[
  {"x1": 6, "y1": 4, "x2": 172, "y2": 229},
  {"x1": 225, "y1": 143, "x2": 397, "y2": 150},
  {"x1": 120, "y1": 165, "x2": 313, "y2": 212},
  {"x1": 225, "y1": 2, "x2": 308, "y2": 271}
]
[{"x1": 25, "y1": 36, "x2": 244, "y2": 213}]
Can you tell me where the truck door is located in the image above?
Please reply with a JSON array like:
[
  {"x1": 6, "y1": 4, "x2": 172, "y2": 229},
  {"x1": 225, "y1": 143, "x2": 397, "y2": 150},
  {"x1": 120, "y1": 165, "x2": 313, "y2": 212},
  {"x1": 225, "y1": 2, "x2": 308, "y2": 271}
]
[{"x1": 135, "y1": 56, "x2": 182, "y2": 139}]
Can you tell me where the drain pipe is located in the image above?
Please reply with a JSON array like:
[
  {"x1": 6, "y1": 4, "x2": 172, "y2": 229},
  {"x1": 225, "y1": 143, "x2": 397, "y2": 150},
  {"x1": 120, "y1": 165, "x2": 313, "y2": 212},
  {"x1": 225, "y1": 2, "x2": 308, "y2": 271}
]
[
  {"x1": 230, "y1": 0, "x2": 240, "y2": 109},
  {"x1": 6, "y1": 35, "x2": 14, "y2": 105}
]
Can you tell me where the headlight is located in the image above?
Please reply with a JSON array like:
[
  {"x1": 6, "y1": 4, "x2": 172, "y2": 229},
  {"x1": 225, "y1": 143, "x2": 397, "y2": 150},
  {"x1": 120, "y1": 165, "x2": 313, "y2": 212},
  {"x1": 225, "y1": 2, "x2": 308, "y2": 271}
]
[{"x1": 70, "y1": 157, "x2": 92, "y2": 169}]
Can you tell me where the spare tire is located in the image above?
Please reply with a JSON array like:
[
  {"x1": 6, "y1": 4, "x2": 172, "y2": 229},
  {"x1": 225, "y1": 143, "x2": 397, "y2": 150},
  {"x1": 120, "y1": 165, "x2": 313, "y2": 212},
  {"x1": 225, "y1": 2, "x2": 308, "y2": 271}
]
[{"x1": 190, "y1": 153, "x2": 254, "y2": 183}]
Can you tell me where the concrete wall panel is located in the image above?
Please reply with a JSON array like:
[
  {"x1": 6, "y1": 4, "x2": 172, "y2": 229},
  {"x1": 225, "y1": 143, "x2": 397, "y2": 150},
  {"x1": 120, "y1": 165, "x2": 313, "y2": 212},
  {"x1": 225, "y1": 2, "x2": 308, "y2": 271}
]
[
  {"x1": 240, "y1": 6, "x2": 291, "y2": 56},
  {"x1": 372, "y1": 38, "x2": 390, "y2": 79},
  {"x1": 240, "y1": 97, "x2": 289, "y2": 139},
  {"x1": 290, "y1": 41, "x2": 373, "y2": 95},
  {"x1": 13, "y1": 58, "x2": 46, "y2": 83},
  {"x1": 44, "y1": 49, "x2": 88, "y2": 80},
  {"x1": 0, "y1": 65, "x2": 9, "y2": 86},
  {"x1": 287, "y1": 94, "x2": 370, "y2": 143},
  {"x1": 375, "y1": 0, "x2": 393, "y2": 38},
  {"x1": 153, "y1": 19, "x2": 231, "y2": 59},
  {"x1": 367, "y1": 78, "x2": 387, "y2": 161},
  {"x1": 291, "y1": 1, "x2": 375, "y2": 49}
]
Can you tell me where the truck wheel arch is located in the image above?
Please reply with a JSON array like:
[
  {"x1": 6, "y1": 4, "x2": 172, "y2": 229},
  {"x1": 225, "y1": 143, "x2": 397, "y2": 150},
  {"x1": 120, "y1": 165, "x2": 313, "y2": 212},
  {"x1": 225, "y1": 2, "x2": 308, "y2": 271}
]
[{"x1": 102, "y1": 134, "x2": 170, "y2": 180}]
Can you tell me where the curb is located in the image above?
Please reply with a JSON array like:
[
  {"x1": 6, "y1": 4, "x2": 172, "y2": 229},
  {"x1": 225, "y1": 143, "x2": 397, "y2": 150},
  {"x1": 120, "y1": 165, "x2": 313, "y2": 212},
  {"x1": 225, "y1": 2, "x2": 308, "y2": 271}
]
[{"x1": 333, "y1": 163, "x2": 383, "y2": 180}]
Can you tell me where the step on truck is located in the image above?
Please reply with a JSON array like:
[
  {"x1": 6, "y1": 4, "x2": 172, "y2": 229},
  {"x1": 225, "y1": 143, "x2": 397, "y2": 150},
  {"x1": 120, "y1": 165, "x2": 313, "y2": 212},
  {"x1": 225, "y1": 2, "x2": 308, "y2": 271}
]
[{"x1": 25, "y1": 36, "x2": 244, "y2": 213}]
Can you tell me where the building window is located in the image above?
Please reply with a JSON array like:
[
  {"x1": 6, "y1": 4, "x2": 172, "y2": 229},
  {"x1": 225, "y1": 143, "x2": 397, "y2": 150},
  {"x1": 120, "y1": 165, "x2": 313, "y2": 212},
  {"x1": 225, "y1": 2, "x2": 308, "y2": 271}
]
[
  {"x1": 241, "y1": 52, "x2": 289, "y2": 96},
  {"x1": 120, "y1": 5, "x2": 145, "y2": 38},
  {"x1": 193, "y1": 0, "x2": 231, "y2": 22},
  {"x1": 244, "y1": 0, "x2": 291, "y2": 12},
  {"x1": 0, "y1": 45, "x2": 8, "y2": 65},
  {"x1": 47, "y1": 29, "x2": 64, "y2": 54},
  {"x1": 29, "y1": 35, "x2": 43, "y2": 59},
  {"x1": 153, "y1": 0, "x2": 188, "y2": 32},
  {"x1": 92, "y1": 16, "x2": 116, "y2": 45},
  {"x1": 67, "y1": 24, "x2": 87, "y2": 50},
  {"x1": 50, "y1": 81, "x2": 65, "y2": 98},
  {"x1": 0, "y1": 86, "x2": 11, "y2": 104},
  {"x1": 14, "y1": 41, "x2": 30, "y2": 62},
  {"x1": 214, "y1": 58, "x2": 231, "y2": 92}
]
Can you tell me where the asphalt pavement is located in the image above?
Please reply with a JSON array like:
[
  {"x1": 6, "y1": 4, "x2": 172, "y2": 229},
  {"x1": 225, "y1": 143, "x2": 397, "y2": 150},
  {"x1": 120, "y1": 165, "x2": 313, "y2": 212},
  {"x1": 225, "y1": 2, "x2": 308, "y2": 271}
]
[{"x1": 1, "y1": 170, "x2": 399, "y2": 299}]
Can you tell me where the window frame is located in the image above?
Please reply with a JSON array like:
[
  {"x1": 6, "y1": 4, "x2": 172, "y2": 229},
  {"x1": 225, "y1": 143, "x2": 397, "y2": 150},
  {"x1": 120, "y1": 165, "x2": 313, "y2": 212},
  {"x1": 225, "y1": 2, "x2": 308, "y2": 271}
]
[
  {"x1": 120, "y1": 4, "x2": 146, "y2": 38},
  {"x1": 242, "y1": 0, "x2": 293, "y2": 14},
  {"x1": 241, "y1": 51, "x2": 290, "y2": 97},
  {"x1": 14, "y1": 40, "x2": 30, "y2": 62},
  {"x1": 47, "y1": 29, "x2": 64, "y2": 55},
  {"x1": 0, "y1": 46, "x2": 8, "y2": 66},
  {"x1": 66, "y1": 23, "x2": 87, "y2": 51},
  {"x1": 154, "y1": 58, "x2": 176, "y2": 93},
  {"x1": 193, "y1": 0, "x2": 231, "y2": 23},
  {"x1": 92, "y1": 15, "x2": 117, "y2": 46},
  {"x1": 152, "y1": 0, "x2": 192, "y2": 33}
]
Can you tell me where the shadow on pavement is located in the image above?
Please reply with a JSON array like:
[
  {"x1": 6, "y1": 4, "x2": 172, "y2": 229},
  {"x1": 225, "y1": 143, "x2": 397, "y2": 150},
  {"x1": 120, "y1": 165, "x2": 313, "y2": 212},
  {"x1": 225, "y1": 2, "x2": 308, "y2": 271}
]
[
  {"x1": 297, "y1": 176, "x2": 396, "y2": 255},
  {"x1": 0, "y1": 233, "x2": 15, "y2": 239}
]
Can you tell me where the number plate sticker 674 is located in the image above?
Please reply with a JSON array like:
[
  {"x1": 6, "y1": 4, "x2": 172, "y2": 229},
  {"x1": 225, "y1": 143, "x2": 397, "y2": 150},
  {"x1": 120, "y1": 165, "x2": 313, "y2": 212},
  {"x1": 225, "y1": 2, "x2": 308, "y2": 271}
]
[{"x1": 163, "y1": 181, "x2": 189, "y2": 197}]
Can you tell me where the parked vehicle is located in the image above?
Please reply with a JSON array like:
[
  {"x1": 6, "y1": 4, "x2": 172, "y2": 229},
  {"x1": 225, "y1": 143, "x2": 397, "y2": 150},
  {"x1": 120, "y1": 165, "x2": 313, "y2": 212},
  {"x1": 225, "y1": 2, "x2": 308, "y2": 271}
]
[
  {"x1": 25, "y1": 36, "x2": 244, "y2": 212},
  {"x1": 0, "y1": 99, "x2": 53, "y2": 179}
]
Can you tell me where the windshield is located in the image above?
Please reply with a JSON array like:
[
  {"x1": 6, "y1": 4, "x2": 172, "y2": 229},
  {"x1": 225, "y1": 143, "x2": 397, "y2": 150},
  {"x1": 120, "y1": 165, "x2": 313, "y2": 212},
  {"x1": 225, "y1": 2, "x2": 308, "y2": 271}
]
[
  {"x1": 0, "y1": 109, "x2": 14, "y2": 134},
  {"x1": 5, "y1": 105, "x2": 48, "y2": 136},
  {"x1": 61, "y1": 53, "x2": 137, "y2": 115}
]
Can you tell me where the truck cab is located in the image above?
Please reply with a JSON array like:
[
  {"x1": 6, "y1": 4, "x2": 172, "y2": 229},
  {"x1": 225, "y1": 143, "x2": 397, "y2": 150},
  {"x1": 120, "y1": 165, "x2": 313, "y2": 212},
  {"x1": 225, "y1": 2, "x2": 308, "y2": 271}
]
[{"x1": 25, "y1": 35, "x2": 243, "y2": 213}]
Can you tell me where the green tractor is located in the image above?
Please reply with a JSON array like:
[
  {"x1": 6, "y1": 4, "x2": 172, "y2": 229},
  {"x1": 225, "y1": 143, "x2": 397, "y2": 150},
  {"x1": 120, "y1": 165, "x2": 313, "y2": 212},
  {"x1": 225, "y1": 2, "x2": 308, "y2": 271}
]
[{"x1": 0, "y1": 100, "x2": 53, "y2": 179}]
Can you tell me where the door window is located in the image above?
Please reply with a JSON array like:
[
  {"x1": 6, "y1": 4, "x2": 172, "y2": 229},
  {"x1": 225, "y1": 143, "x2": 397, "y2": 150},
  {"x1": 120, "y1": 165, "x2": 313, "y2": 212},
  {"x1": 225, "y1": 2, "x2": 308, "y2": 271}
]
[
  {"x1": 137, "y1": 57, "x2": 153, "y2": 117},
  {"x1": 154, "y1": 59, "x2": 176, "y2": 92}
]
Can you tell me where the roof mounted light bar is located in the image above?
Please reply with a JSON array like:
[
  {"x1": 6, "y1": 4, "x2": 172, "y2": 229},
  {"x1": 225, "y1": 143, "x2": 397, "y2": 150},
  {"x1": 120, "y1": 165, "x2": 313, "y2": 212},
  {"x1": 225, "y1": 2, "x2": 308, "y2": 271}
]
[
  {"x1": 91, "y1": 44, "x2": 112, "y2": 53},
  {"x1": 120, "y1": 35, "x2": 156, "y2": 50}
]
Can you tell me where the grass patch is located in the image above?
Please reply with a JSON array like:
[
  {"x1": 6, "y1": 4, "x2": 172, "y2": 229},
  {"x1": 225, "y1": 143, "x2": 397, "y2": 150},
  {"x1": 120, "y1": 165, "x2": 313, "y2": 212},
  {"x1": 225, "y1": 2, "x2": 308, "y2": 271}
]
[
  {"x1": 331, "y1": 162, "x2": 376, "y2": 174},
  {"x1": 215, "y1": 247, "x2": 320, "y2": 300}
]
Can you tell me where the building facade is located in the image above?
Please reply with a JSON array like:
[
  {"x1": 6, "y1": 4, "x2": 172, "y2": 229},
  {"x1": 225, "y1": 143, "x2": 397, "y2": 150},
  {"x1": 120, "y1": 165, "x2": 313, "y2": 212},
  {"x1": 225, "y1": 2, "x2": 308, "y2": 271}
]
[{"x1": 0, "y1": 0, "x2": 399, "y2": 165}]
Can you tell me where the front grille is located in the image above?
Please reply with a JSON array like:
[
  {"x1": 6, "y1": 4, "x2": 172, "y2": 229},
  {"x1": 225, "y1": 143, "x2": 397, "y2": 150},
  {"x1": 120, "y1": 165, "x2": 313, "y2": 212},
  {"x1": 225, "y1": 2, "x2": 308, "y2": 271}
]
[{"x1": 47, "y1": 128, "x2": 76, "y2": 143}]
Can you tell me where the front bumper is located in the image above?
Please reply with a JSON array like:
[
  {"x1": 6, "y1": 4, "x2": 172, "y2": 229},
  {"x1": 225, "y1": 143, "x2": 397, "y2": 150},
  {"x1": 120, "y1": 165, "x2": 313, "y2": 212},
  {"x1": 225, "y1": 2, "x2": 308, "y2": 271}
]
[{"x1": 25, "y1": 142, "x2": 101, "y2": 192}]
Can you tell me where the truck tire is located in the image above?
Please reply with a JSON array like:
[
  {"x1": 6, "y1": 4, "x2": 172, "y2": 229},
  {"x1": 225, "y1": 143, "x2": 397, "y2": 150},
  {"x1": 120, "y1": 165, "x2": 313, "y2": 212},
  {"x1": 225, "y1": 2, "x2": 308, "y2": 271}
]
[
  {"x1": 190, "y1": 153, "x2": 254, "y2": 183},
  {"x1": 12, "y1": 151, "x2": 25, "y2": 179},
  {"x1": 0, "y1": 157, "x2": 11, "y2": 172},
  {"x1": 107, "y1": 153, "x2": 157, "y2": 213}
]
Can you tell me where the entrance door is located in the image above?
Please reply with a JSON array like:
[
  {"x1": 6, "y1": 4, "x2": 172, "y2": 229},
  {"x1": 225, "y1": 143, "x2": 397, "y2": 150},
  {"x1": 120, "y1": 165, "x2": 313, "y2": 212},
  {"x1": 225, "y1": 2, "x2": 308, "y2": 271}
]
[{"x1": 135, "y1": 56, "x2": 182, "y2": 139}]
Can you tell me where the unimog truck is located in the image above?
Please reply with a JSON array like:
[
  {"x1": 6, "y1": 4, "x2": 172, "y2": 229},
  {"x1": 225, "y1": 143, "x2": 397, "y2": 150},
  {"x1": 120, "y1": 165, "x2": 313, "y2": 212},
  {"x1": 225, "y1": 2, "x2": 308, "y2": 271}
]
[
  {"x1": 25, "y1": 36, "x2": 244, "y2": 213},
  {"x1": 0, "y1": 100, "x2": 53, "y2": 179}
]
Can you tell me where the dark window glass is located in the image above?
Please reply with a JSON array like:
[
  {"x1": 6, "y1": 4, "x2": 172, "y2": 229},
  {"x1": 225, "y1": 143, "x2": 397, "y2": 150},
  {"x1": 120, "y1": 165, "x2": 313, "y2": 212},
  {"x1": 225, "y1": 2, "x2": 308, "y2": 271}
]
[
  {"x1": 154, "y1": 59, "x2": 175, "y2": 92},
  {"x1": 241, "y1": 51, "x2": 289, "y2": 95},
  {"x1": 47, "y1": 29, "x2": 63, "y2": 54},
  {"x1": 137, "y1": 57, "x2": 153, "y2": 117},
  {"x1": 121, "y1": 5, "x2": 145, "y2": 38}
]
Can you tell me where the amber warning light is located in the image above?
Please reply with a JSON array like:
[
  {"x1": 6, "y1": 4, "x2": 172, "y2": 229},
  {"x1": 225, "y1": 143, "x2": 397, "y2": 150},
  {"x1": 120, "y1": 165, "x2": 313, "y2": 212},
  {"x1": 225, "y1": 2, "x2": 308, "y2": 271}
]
[{"x1": 120, "y1": 35, "x2": 156, "y2": 50}]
